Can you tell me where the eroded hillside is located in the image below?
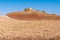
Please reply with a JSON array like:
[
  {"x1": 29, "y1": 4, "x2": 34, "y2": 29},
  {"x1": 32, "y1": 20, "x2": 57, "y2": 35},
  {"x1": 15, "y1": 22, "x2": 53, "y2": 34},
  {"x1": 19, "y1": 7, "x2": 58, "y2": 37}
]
[{"x1": 7, "y1": 8, "x2": 60, "y2": 20}]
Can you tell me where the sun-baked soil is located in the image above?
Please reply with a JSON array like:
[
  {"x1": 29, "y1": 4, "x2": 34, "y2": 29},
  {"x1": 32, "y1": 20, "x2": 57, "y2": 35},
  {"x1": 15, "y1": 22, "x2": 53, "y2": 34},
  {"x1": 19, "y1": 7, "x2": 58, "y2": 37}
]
[{"x1": 0, "y1": 16, "x2": 60, "y2": 40}]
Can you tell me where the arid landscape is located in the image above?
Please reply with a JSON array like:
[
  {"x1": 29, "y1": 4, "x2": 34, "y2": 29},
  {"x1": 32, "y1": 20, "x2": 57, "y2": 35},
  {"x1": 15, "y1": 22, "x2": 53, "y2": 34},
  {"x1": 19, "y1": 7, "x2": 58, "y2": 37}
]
[{"x1": 0, "y1": 8, "x2": 60, "y2": 40}]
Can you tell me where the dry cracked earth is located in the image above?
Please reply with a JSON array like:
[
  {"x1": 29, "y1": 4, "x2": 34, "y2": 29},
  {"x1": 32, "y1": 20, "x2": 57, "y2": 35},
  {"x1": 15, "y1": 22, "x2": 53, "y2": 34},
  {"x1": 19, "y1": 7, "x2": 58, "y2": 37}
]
[{"x1": 0, "y1": 16, "x2": 60, "y2": 40}]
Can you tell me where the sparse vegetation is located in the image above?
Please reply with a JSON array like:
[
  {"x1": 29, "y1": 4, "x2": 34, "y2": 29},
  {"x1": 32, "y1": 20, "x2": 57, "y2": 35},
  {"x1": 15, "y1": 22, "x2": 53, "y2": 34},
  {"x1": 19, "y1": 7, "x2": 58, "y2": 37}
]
[
  {"x1": 24, "y1": 8, "x2": 28, "y2": 11},
  {"x1": 36, "y1": 10, "x2": 40, "y2": 11},
  {"x1": 42, "y1": 10, "x2": 46, "y2": 13},
  {"x1": 24, "y1": 8, "x2": 32, "y2": 11}
]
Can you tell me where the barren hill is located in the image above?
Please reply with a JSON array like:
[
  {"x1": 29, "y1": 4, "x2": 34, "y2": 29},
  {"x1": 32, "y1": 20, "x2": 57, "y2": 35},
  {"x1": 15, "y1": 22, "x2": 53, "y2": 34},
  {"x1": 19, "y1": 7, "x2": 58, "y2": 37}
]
[
  {"x1": 7, "y1": 9, "x2": 60, "y2": 20},
  {"x1": 0, "y1": 8, "x2": 60, "y2": 40}
]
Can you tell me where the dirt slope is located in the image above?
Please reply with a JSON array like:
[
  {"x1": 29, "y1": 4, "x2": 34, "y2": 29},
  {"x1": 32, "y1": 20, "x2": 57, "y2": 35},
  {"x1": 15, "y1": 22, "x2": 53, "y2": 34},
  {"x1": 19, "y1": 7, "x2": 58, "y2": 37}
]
[
  {"x1": 7, "y1": 10, "x2": 60, "y2": 20},
  {"x1": 0, "y1": 15, "x2": 60, "y2": 40}
]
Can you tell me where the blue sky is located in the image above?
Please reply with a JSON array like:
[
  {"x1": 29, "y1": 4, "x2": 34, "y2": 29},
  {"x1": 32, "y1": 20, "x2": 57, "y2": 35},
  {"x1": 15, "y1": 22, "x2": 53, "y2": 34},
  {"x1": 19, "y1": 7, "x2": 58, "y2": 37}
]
[{"x1": 0, "y1": 0, "x2": 60, "y2": 15}]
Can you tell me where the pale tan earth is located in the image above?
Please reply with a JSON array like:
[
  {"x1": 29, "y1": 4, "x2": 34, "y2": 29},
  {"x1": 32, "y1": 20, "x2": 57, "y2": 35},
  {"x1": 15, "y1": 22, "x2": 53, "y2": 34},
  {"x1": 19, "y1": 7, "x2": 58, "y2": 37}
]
[
  {"x1": 0, "y1": 9, "x2": 60, "y2": 40},
  {"x1": 0, "y1": 16, "x2": 60, "y2": 40}
]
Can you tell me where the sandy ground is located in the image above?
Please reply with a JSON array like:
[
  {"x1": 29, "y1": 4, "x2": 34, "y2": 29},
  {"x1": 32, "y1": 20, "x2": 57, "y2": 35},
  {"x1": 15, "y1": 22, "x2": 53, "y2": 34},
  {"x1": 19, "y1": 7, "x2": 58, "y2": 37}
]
[{"x1": 0, "y1": 16, "x2": 60, "y2": 40}]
